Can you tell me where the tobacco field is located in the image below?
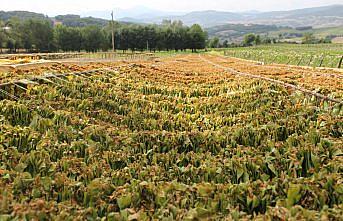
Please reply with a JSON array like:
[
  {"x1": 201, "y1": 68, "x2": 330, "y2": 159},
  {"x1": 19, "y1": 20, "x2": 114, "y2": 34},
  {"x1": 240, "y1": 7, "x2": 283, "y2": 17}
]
[
  {"x1": 223, "y1": 44, "x2": 343, "y2": 69},
  {"x1": 0, "y1": 54, "x2": 342, "y2": 220}
]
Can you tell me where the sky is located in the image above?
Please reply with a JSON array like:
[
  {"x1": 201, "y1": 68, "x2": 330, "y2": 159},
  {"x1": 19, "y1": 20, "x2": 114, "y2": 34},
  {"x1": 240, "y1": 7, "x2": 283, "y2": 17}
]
[{"x1": 1, "y1": 0, "x2": 342, "y2": 16}]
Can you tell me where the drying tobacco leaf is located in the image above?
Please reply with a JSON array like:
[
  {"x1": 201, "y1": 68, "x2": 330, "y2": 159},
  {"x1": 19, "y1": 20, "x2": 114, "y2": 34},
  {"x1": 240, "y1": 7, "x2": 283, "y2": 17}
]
[{"x1": 0, "y1": 54, "x2": 342, "y2": 220}]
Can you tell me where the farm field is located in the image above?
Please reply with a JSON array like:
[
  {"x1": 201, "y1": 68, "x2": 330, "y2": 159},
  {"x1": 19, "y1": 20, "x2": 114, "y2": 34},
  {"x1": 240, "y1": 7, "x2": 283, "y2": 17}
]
[
  {"x1": 268, "y1": 26, "x2": 343, "y2": 41},
  {"x1": 0, "y1": 54, "x2": 342, "y2": 220},
  {"x1": 223, "y1": 44, "x2": 343, "y2": 69}
]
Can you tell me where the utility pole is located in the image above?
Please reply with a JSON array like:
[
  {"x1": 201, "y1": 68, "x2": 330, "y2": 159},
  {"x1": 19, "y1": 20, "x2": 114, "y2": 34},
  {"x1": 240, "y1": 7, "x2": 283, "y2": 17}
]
[{"x1": 111, "y1": 11, "x2": 115, "y2": 52}]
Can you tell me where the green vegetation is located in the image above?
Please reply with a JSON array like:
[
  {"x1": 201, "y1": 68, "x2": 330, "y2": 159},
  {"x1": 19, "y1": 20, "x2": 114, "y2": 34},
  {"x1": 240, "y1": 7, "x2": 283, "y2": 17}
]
[
  {"x1": 0, "y1": 18, "x2": 207, "y2": 53},
  {"x1": 207, "y1": 23, "x2": 343, "y2": 44},
  {"x1": 206, "y1": 24, "x2": 279, "y2": 42},
  {"x1": 208, "y1": 37, "x2": 220, "y2": 48},
  {"x1": 54, "y1": 15, "x2": 109, "y2": 27},
  {"x1": 302, "y1": 33, "x2": 317, "y2": 44},
  {"x1": 242, "y1": 34, "x2": 262, "y2": 46},
  {"x1": 224, "y1": 44, "x2": 343, "y2": 68},
  {"x1": 0, "y1": 11, "x2": 110, "y2": 27},
  {"x1": 0, "y1": 11, "x2": 48, "y2": 22},
  {"x1": 268, "y1": 26, "x2": 343, "y2": 43}
]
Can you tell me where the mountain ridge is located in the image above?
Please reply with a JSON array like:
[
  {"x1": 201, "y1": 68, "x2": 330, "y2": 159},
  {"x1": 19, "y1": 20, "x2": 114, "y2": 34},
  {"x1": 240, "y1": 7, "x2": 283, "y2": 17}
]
[
  {"x1": 118, "y1": 4, "x2": 343, "y2": 28},
  {"x1": 1, "y1": 5, "x2": 343, "y2": 28}
]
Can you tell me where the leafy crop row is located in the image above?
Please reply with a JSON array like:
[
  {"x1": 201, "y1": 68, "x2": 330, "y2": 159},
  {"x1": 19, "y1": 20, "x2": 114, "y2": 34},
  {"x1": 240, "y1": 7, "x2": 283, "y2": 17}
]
[{"x1": 0, "y1": 61, "x2": 342, "y2": 220}]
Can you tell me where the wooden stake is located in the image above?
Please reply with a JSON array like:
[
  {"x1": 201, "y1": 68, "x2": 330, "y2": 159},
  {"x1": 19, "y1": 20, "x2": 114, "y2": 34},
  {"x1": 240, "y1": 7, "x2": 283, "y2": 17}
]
[
  {"x1": 337, "y1": 55, "x2": 343, "y2": 69},
  {"x1": 319, "y1": 55, "x2": 324, "y2": 67},
  {"x1": 111, "y1": 11, "x2": 116, "y2": 52}
]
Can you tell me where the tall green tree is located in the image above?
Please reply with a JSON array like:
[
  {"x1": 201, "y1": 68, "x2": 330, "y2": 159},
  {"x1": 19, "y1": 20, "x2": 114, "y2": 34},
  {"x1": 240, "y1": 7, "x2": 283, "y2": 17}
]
[
  {"x1": 188, "y1": 24, "x2": 207, "y2": 52},
  {"x1": 302, "y1": 33, "x2": 316, "y2": 44},
  {"x1": 54, "y1": 25, "x2": 82, "y2": 52},
  {"x1": 222, "y1": 40, "x2": 229, "y2": 48},
  {"x1": 82, "y1": 26, "x2": 106, "y2": 52},
  {"x1": 23, "y1": 19, "x2": 54, "y2": 52},
  {"x1": 209, "y1": 37, "x2": 220, "y2": 48},
  {"x1": 254, "y1": 35, "x2": 261, "y2": 45},
  {"x1": 1, "y1": 16, "x2": 208, "y2": 53},
  {"x1": 144, "y1": 25, "x2": 158, "y2": 52},
  {"x1": 6, "y1": 17, "x2": 23, "y2": 52},
  {"x1": 0, "y1": 20, "x2": 7, "y2": 52},
  {"x1": 243, "y1": 33, "x2": 256, "y2": 46}
]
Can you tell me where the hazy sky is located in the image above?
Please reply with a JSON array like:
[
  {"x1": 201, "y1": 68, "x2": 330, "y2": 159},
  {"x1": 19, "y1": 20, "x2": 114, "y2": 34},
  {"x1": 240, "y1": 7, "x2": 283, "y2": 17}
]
[{"x1": 2, "y1": 0, "x2": 342, "y2": 15}]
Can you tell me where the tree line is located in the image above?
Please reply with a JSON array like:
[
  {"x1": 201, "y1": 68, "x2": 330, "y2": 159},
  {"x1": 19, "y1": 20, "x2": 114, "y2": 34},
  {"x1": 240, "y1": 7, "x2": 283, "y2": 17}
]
[
  {"x1": 206, "y1": 32, "x2": 333, "y2": 49},
  {"x1": 0, "y1": 18, "x2": 207, "y2": 53}
]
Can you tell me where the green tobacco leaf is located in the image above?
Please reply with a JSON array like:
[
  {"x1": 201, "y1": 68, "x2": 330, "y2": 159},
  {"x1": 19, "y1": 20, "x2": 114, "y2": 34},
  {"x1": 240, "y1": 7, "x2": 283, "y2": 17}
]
[
  {"x1": 268, "y1": 163, "x2": 277, "y2": 175},
  {"x1": 197, "y1": 183, "x2": 214, "y2": 197},
  {"x1": 237, "y1": 167, "x2": 244, "y2": 180},
  {"x1": 0, "y1": 215, "x2": 12, "y2": 221},
  {"x1": 14, "y1": 163, "x2": 27, "y2": 172},
  {"x1": 287, "y1": 184, "x2": 302, "y2": 207},
  {"x1": 117, "y1": 195, "x2": 132, "y2": 210},
  {"x1": 185, "y1": 207, "x2": 212, "y2": 221}
]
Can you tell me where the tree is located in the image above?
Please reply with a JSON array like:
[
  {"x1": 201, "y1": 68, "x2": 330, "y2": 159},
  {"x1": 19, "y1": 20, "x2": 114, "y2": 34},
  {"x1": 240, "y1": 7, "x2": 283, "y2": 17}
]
[
  {"x1": 6, "y1": 38, "x2": 15, "y2": 52},
  {"x1": 254, "y1": 35, "x2": 261, "y2": 45},
  {"x1": 164, "y1": 27, "x2": 174, "y2": 51},
  {"x1": 126, "y1": 25, "x2": 141, "y2": 52},
  {"x1": 143, "y1": 25, "x2": 157, "y2": 52},
  {"x1": 188, "y1": 24, "x2": 207, "y2": 52},
  {"x1": 11, "y1": 19, "x2": 55, "y2": 52},
  {"x1": 262, "y1": 37, "x2": 272, "y2": 44},
  {"x1": 1, "y1": 16, "x2": 210, "y2": 53},
  {"x1": 6, "y1": 17, "x2": 23, "y2": 52},
  {"x1": 162, "y1": 20, "x2": 172, "y2": 26},
  {"x1": 302, "y1": 33, "x2": 316, "y2": 44},
  {"x1": 243, "y1": 33, "x2": 256, "y2": 46},
  {"x1": 82, "y1": 26, "x2": 106, "y2": 52},
  {"x1": 156, "y1": 27, "x2": 166, "y2": 51},
  {"x1": 0, "y1": 20, "x2": 7, "y2": 52},
  {"x1": 319, "y1": 37, "x2": 332, "y2": 44},
  {"x1": 23, "y1": 19, "x2": 54, "y2": 52},
  {"x1": 222, "y1": 40, "x2": 229, "y2": 48},
  {"x1": 117, "y1": 26, "x2": 130, "y2": 52},
  {"x1": 54, "y1": 25, "x2": 82, "y2": 52},
  {"x1": 209, "y1": 37, "x2": 220, "y2": 48},
  {"x1": 171, "y1": 21, "x2": 186, "y2": 51}
]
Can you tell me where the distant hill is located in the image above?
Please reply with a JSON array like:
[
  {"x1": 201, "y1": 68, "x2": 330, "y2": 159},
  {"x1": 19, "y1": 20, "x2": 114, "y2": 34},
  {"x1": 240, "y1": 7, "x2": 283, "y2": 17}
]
[
  {"x1": 256, "y1": 5, "x2": 343, "y2": 19},
  {"x1": 207, "y1": 23, "x2": 343, "y2": 43},
  {"x1": 206, "y1": 24, "x2": 281, "y2": 42},
  {"x1": 2, "y1": 5, "x2": 343, "y2": 29},
  {"x1": 119, "y1": 4, "x2": 343, "y2": 28},
  {"x1": 54, "y1": 15, "x2": 109, "y2": 27},
  {"x1": 0, "y1": 11, "x2": 112, "y2": 27},
  {"x1": 1, "y1": 5, "x2": 343, "y2": 39},
  {"x1": 144, "y1": 10, "x2": 244, "y2": 27},
  {"x1": 0, "y1": 11, "x2": 48, "y2": 21},
  {"x1": 241, "y1": 5, "x2": 343, "y2": 28}
]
